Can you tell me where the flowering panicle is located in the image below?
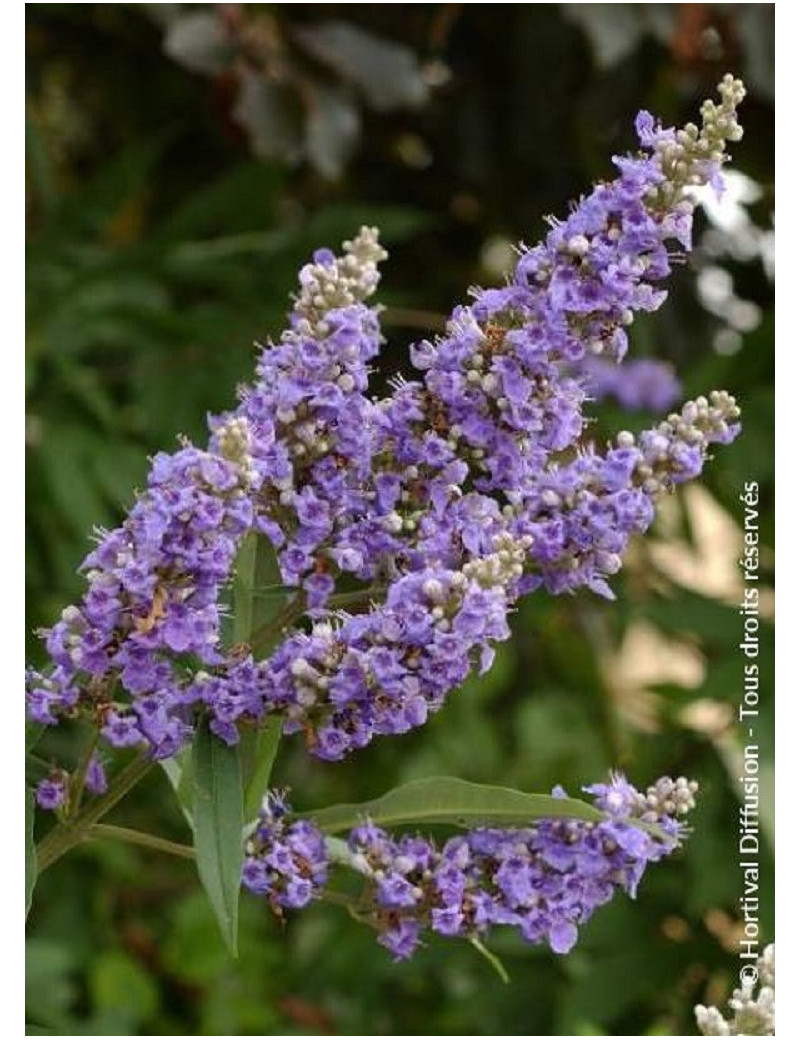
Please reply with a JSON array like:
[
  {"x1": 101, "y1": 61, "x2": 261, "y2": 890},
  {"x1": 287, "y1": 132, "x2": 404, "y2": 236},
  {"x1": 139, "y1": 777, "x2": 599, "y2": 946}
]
[
  {"x1": 227, "y1": 227, "x2": 386, "y2": 609},
  {"x1": 273, "y1": 76, "x2": 745, "y2": 604},
  {"x1": 242, "y1": 774, "x2": 693, "y2": 961},
  {"x1": 26, "y1": 78, "x2": 745, "y2": 772},
  {"x1": 26, "y1": 440, "x2": 254, "y2": 757}
]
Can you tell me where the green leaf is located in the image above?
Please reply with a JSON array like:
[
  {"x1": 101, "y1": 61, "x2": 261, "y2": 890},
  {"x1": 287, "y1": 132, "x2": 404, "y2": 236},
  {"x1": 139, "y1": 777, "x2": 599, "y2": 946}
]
[
  {"x1": 232, "y1": 530, "x2": 258, "y2": 645},
  {"x1": 90, "y1": 949, "x2": 160, "y2": 1031},
  {"x1": 26, "y1": 721, "x2": 46, "y2": 756},
  {"x1": 302, "y1": 776, "x2": 607, "y2": 834},
  {"x1": 242, "y1": 717, "x2": 284, "y2": 823},
  {"x1": 236, "y1": 532, "x2": 285, "y2": 640},
  {"x1": 26, "y1": 787, "x2": 37, "y2": 918},
  {"x1": 232, "y1": 534, "x2": 285, "y2": 813},
  {"x1": 160, "y1": 751, "x2": 194, "y2": 828},
  {"x1": 191, "y1": 721, "x2": 244, "y2": 956}
]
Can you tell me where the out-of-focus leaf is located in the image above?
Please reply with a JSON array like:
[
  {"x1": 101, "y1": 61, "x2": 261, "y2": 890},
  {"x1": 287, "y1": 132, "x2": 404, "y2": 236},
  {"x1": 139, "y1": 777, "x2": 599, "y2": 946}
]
[
  {"x1": 738, "y1": 5, "x2": 775, "y2": 99},
  {"x1": 35, "y1": 427, "x2": 112, "y2": 539},
  {"x1": 295, "y1": 21, "x2": 428, "y2": 111},
  {"x1": 643, "y1": 590, "x2": 741, "y2": 647},
  {"x1": 161, "y1": 890, "x2": 232, "y2": 984},
  {"x1": 233, "y1": 72, "x2": 304, "y2": 166},
  {"x1": 305, "y1": 86, "x2": 361, "y2": 179},
  {"x1": 26, "y1": 722, "x2": 45, "y2": 755},
  {"x1": 26, "y1": 116, "x2": 59, "y2": 218},
  {"x1": 89, "y1": 950, "x2": 160, "y2": 1032},
  {"x1": 163, "y1": 12, "x2": 231, "y2": 75},
  {"x1": 561, "y1": 4, "x2": 644, "y2": 67},
  {"x1": 561, "y1": 5, "x2": 673, "y2": 68},
  {"x1": 191, "y1": 721, "x2": 244, "y2": 956},
  {"x1": 304, "y1": 776, "x2": 606, "y2": 833},
  {"x1": 160, "y1": 751, "x2": 194, "y2": 828},
  {"x1": 34, "y1": 142, "x2": 161, "y2": 243},
  {"x1": 25, "y1": 939, "x2": 77, "y2": 1031},
  {"x1": 300, "y1": 203, "x2": 433, "y2": 245},
  {"x1": 26, "y1": 788, "x2": 37, "y2": 918},
  {"x1": 155, "y1": 163, "x2": 283, "y2": 240}
]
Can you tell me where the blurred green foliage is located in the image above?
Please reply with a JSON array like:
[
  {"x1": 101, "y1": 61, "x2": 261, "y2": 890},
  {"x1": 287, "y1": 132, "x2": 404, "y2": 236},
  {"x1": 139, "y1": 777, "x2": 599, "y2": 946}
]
[{"x1": 26, "y1": 4, "x2": 774, "y2": 1035}]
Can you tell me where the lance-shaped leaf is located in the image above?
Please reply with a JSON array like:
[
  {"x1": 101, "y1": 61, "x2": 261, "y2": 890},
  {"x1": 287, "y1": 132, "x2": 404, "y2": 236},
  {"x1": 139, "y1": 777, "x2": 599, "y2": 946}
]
[
  {"x1": 234, "y1": 533, "x2": 286, "y2": 815},
  {"x1": 26, "y1": 787, "x2": 37, "y2": 918},
  {"x1": 191, "y1": 721, "x2": 244, "y2": 956},
  {"x1": 160, "y1": 751, "x2": 194, "y2": 828},
  {"x1": 302, "y1": 776, "x2": 607, "y2": 834},
  {"x1": 26, "y1": 721, "x2": 45, "y2": 755},
  {"x1": 242, "y1": 717, "x2": 283, "y2": 823}
]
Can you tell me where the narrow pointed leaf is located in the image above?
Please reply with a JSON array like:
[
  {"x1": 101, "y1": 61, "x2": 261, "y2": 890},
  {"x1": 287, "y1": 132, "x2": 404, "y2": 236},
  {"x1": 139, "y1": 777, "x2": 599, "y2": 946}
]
[
  {"x1": 160, "y1": 751, "x2": 194, "y2": 828},
  {"x1": 242, "y1": 716, "x2": 284, "y2": 822},
  {"x1": 233, "y1": 531, "x2": 285, "y2": 644},
  {"x1": 302, "y1": 776, "x2": 606, "y2": 834},
  {"x1": 26, "y1": 721, "x2": 45, "y2": 755},
  {"x1": 233, "y1": 534, "x2": 285, "y2": 810},
  {"x1": 26, "y1": 787, "x2": 37, "y2": 918},
  {"x1": 232, "y1": 531, "x2": 258, "y2": 645},
  {"x1": 191, "y1": 721, "x2": 244, "y2": 956}
]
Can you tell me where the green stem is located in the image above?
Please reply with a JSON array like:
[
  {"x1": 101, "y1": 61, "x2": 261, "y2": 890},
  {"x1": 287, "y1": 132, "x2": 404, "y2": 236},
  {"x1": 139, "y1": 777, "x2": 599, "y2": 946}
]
[
  {"x1": 68, "y1": 726, "x2": 100, "y2": 818},
  {"x1": 88, "y1": 824, "x2": 195, "y2": 860},
  {"x1": 35, "y1": 753, "x2": 154, "y2": 873},
  {"x1": 327, "y1": 587, "x2": 386, "y2": 611},
  {"x1": 324, "y1": 835, "x2": 372, "y2": 875},
  {"x1": 318, "y1": 889, "x2": 378, "y2": 928},
  {"x1": 469, "y1": 936, "x2": 510, "y2": 984},
  {"x1": 249, "y1": 594, "x2": 306, "y2": 655}
]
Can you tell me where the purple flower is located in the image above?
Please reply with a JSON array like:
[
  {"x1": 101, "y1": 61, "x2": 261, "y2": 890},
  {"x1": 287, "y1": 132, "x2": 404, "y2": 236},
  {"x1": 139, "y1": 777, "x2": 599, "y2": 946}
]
[
  {"x1": 583, "y1": 358, "x2": 682, "y2": 412},
  {"x1": 85, "y1": 754, "x2": 108, "y2": 795},
  {"x1": 242, "y1": 792, "x2": 328, "y2": 909},
  {"x1": 379, "y1": 919, "x2": 422, "y2": 961},
  {"x1": 36, "y1": 774, "x2": 67, "y2": 811}
]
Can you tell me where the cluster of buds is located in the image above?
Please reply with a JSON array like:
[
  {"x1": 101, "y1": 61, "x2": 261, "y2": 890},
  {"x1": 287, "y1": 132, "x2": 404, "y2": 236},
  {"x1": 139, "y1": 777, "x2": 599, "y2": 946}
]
[
  {"x1": 291, "y1": 225, "x2": 388, "y2": 337},
  {"x1": 696, "y1": 944, "x2": 775, "y2": 1036},
  {"x1": 647, "y1": 73, "x2": 746, "y2": 207}
]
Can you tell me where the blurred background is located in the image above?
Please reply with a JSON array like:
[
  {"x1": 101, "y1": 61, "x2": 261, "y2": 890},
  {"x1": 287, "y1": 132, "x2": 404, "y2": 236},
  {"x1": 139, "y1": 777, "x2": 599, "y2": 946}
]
[{"x1": 26, "y1": 4, "x2": 774, "y2": 1035}]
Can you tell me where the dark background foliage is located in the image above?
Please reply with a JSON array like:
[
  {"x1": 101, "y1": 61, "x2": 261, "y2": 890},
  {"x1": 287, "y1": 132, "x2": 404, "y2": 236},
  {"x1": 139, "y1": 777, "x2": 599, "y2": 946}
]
[{"x1": 26, "y1": 4, "x2": 774, "y2": 1035}]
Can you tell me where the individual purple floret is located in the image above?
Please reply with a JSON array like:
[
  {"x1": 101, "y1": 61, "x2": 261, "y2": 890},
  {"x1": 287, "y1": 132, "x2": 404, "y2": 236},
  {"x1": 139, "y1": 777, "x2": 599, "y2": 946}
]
[
  {"x1": 35, "y1": 773, "x2": 68, "y2": 811},
  {"x1": 245, "y1": 775, "x2": 697, "y2": 961},
  {"x1": 85, "y1": 754, "x2": 108, "y2": 795},
  {"x1": 242, "y1": 790, "x2": 328, "y2": 910},
  {"x1": 582, "y1": 357, "x2": 682, "y2": 412}
]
